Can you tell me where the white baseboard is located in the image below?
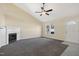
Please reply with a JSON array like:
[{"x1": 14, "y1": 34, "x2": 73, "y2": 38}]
[
  {"x1": 20, "y1": 34, "x2": 41, "y2": 39},
  {"x1": 65, "y1": 39, "x2": 79, "y2": 44}
]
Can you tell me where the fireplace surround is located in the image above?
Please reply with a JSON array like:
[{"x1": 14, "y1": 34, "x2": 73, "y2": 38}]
[
  {"x1": 6, "y1": 27, "x2": 20, "y2": 44},
  {"x1": 0, "y1": 27, "x2": 20, "y2": 47},
  {"x1": 9, "y1": 33, "x2": 17, "y2": 44}
]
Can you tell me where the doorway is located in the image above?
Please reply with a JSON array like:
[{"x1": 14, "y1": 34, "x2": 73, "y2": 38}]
[{"x1": 65, "y1": 21, "x2": 79, "y2": 43}]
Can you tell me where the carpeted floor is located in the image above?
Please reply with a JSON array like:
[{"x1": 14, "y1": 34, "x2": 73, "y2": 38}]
[{"x1": 0, "y1": 38, "x2": 68, "y2": 56}]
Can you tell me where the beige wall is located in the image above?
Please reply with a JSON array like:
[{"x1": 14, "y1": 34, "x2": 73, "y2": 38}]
[
  {"x1": 42, "y1": 16, "x2": 79, "y2": 41},
  {"x1": 0, "y1": 3, "x2": 79, "y2": 41},
  {"x1": 0, "y1": 14, "x2": 5, "y2": 26},
  {"x1": 0, "y1": 4, "x2": 42, "y2": 39},
  {"x1": 42, "y1": 19, "x2": 65, "y2": 40}
]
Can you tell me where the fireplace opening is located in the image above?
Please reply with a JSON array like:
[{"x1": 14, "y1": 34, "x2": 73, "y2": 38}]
[{"x1": 9, "y1": 33, "x2": 17, "y2": 44}]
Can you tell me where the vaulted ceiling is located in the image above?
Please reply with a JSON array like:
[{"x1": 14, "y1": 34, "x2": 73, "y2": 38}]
[{"x1": 14, "y1": 3, "x2": 79, "y2": 22}]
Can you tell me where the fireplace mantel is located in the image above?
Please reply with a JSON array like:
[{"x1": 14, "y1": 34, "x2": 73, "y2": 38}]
[{"x1": 6, "y1": 27, "x2": 20, "y2": 44}]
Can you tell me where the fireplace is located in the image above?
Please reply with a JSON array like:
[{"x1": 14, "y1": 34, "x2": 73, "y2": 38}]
[{"x1": 9, "y1": 33, "x2": 17, "y2": 44}]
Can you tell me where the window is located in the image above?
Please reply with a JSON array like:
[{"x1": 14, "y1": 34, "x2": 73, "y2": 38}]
[{"x1": 46, "y1": 24, "x2": 54, "y2": 34}]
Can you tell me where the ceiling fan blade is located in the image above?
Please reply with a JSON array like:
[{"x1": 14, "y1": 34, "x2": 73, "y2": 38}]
[
  {"x1": 45, "y1": 13, "x2": 49, "y2": 15},
  {"x1": 46, "y1": 9, "x2": 53, "y2": 12},
  {"x1": 35, "y1": 12, "x2": 42, "y2": 13},
  {"x1": 40, "y1": 14, "x2": 42, "y2": 16}
]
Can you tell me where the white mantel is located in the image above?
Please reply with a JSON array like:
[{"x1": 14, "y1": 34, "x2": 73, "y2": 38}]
[
  {"x1": 0, "y1": 26, "x2": 20, "y2": 47},
  {"x1": 6, "y1": 27, "x2": 21, "y2": 44}
]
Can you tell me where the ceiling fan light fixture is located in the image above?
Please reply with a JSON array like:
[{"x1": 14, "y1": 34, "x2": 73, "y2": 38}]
[
  {"x1": 35, "y1": 3, "x2": 53, "y2": 16},
  {"x1": 42, "y1": 12, "x2": 46, "y2": 15}
]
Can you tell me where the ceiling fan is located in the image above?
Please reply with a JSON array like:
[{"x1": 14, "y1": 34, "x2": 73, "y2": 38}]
[{"x1": 35, "y1": 3, "x2": 53, "y2": 16}]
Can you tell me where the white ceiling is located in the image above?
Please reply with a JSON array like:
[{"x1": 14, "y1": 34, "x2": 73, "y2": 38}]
[{"x1": 14, "y1": 3, "x2": 79, "y2": 22}]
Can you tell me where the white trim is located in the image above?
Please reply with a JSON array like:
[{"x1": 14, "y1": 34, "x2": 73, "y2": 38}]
[{"x1": 20, "y1": 34, "x2": 41, "y2": 39}]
